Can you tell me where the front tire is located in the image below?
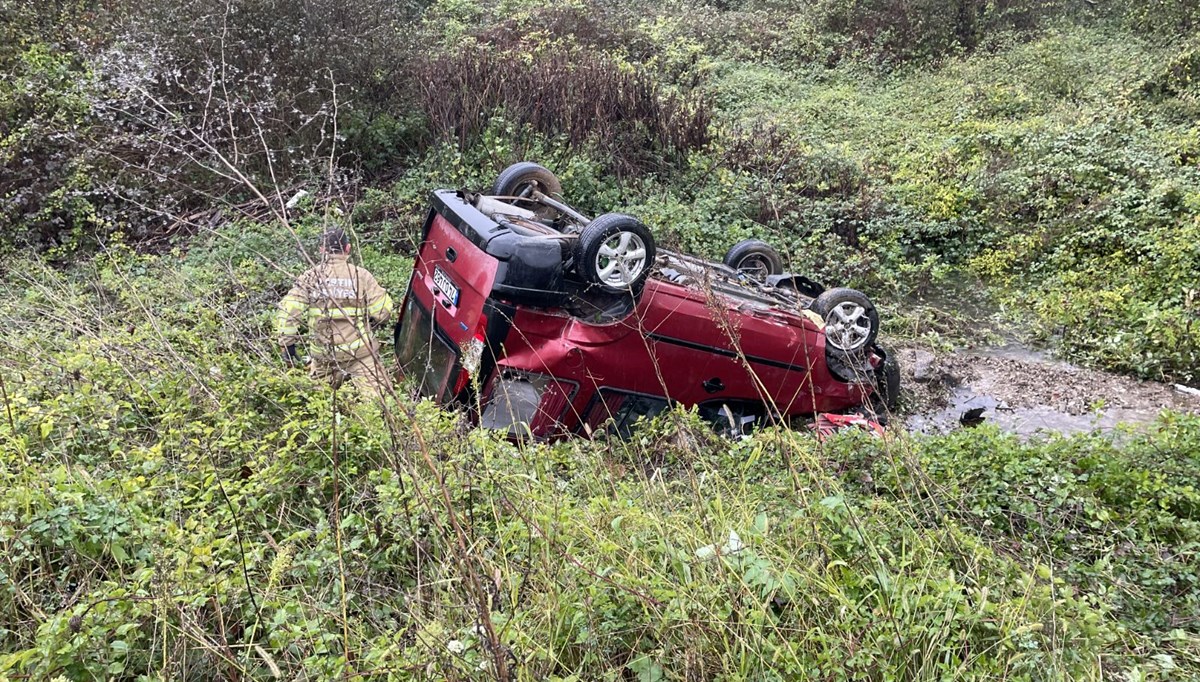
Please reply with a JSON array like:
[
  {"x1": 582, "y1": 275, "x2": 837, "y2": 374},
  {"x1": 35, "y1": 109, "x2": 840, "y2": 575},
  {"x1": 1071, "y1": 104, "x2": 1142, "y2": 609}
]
[
  {"x1": 812, "y1": 287, "x2": 879, "y2": 354},
  {"x1": 576, "y1": 214, "x2": 656, "y2": 294}
]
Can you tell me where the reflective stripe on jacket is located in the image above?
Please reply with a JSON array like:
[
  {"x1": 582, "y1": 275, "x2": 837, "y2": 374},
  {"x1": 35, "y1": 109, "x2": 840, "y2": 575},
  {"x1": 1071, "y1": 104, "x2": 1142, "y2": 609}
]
[{"x1": 275, "y1": 254, "x2": 394, "y2": 360}]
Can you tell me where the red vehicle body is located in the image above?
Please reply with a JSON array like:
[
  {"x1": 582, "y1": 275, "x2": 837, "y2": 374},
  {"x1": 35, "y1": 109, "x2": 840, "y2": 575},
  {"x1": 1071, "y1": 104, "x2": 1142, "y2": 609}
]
[{"x1": 395, "y1": 186, "x2": 894, "y2": 440}]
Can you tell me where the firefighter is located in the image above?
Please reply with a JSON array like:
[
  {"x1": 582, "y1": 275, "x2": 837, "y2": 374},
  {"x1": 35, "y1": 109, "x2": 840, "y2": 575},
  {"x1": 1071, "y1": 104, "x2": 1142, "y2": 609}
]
[{"x1": 275, "y1": 228, "x2": 394, "y2": 396}]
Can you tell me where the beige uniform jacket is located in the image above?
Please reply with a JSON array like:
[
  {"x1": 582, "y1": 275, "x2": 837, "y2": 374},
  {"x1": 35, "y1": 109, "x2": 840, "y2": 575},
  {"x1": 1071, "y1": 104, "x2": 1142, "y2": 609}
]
[{"x1": 275, "y1": 253, "x2": 394, "y2": 362}]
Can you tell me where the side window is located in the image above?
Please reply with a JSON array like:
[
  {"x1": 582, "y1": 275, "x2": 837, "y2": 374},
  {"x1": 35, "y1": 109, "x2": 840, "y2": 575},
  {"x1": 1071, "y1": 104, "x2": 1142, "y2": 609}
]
[{"x1": 585, "y1": 389, "x2": 670, "y2": 439}]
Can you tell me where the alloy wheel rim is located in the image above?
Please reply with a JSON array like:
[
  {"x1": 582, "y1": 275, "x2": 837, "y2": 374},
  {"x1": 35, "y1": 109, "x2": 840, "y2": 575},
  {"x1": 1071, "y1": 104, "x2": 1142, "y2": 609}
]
[
  {"x1": 826, "y1": 301, "x2": 871, "y2": 351},
  {"x1": 595, "y1": 231, "x2": 648, "y2": 288}
]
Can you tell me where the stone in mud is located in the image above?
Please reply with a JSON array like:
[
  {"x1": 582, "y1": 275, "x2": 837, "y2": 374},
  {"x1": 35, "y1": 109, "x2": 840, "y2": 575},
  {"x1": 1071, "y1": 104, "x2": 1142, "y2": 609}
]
[{"x1": 908, "y1": 350, "x2": 939, "y2": 383}]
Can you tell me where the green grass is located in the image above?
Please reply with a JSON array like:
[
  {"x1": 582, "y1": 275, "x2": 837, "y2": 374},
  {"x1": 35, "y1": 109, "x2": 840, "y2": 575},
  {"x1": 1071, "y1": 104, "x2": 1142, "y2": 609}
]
[{"x1": 0, "y1": 230, "x2": 1197, "y2": 680}]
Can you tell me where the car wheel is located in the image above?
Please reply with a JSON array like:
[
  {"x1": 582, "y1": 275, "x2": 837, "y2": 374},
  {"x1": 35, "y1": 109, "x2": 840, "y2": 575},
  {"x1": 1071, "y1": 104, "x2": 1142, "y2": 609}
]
[
  {"x1": 723, "y1": 239, "x2": 784, "y2": 280},
  {"x1": 492, "y1": 162, "x2": 563, "y2": 199},
  {"x1": 873, "y1": 344, "x2": 901, "y2": 412},
  {"x1": 576, "y1": 214, "x2": 656, "y2": 294},
  {"x1": 812, "y1": 287, "x2": 879, "y2": 354}
]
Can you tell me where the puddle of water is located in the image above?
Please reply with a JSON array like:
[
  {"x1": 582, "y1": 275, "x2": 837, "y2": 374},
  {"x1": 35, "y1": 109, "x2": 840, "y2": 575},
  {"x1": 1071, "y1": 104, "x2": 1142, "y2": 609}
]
[{"x1": 906, "y1": 386, "x2": 1174, "y2": 438}]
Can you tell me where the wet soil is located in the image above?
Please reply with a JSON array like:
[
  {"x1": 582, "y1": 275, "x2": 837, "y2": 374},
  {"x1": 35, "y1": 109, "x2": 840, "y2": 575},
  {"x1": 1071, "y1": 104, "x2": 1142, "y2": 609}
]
[{"x1": 896, "y1": 343, "x2": 1200, "y2": 438}]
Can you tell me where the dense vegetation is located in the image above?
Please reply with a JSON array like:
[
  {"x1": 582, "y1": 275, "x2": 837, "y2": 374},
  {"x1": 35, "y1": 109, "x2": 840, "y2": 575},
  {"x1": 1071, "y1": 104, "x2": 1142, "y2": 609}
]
[{"x1": 2, "y1": 0, "x2": 1198, "y2": 678}]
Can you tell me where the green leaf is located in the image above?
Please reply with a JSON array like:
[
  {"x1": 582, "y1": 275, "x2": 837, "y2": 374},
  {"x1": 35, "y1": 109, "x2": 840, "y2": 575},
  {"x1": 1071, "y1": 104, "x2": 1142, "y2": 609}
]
[
  {"x1": 753, "y1": 511, "x2": 768, "y2": 534},
  {"x1": 628, "y1": 655, "x2": 664, "y2": 682}
]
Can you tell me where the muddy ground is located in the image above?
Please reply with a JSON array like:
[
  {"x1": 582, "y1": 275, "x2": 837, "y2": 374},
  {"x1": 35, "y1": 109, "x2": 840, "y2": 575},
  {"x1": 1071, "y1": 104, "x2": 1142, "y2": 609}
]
[{"x1": 894, "y1": 344, "x2": 1200, "y2": 438}]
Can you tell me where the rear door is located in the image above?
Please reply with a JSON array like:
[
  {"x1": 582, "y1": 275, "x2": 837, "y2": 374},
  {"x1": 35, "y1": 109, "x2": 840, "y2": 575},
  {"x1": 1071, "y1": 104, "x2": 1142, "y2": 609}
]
[{"x1": 396, "y1": 211, "x2": 500, "y2": 401}]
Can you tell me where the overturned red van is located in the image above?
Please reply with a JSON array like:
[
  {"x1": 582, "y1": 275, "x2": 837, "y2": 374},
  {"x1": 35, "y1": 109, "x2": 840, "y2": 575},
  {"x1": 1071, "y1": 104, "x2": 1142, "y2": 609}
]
[{"x1": 394, "y1": 163, "x2": 899, "y2": 439}]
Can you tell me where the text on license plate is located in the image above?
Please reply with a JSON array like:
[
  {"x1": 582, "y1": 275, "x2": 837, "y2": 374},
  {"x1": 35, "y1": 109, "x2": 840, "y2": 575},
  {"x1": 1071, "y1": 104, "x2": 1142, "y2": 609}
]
[{"x1": 432, "y1": 266, "x2": 460, "y2": 306}]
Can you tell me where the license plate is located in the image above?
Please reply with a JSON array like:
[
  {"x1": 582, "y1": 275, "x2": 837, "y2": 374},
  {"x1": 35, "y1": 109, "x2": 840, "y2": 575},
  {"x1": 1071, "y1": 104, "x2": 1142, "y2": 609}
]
[{"x1": 432, "y1": 265, "x2": 460, "y2": 306}]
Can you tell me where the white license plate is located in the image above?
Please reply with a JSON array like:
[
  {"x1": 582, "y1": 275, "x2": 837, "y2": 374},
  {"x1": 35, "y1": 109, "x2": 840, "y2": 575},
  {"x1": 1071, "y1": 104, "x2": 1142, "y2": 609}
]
[{"x1": 432, "y1": 265, "x2": 460, "y2": 306}]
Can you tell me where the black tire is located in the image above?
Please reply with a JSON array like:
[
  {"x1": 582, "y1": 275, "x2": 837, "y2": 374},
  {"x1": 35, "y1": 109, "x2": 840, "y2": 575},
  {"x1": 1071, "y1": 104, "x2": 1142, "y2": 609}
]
[
  {"x1": 492, "y1": 162, "x2": 562, "y2": 199},
  {"x1": 723, "y1": 239, "x2": 784, "y2": 280},
  {"x1": 812, "y1": 287, "x2": 879, "y2": 354},
  {"x1": 873, "y1": 344, "x2": 901, "y2": 413},
  {"x1": 576, "y1": 214, "x2": 656, "y2": 294}
]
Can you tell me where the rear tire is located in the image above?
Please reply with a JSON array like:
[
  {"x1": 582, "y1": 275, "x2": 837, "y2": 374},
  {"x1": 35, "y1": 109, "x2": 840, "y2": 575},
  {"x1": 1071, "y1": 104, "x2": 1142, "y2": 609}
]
[
  {"x1": 492, "y1": 162, "x2": 562, "y2": 199},
  {"x1": 723, "y1": 239, "x2": 783, "y2": 280},
  {"x1": 812, "y1": 287, "x2": 879, "y2": 354},
  {"x1": 576, "y1": 214, "x2": 656, "y2": 294}
]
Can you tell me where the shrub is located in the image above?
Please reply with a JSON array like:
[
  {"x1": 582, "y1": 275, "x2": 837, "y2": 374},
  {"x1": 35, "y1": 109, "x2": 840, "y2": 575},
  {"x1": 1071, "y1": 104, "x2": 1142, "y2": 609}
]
[
  {"x1": 0, "y1": 43, "x2": 101, "y2": 253},
  {"x1": 838, "y1": 419, "x2": 1200, "y2": 653},
  {"x1": 809, "y1": 0, "x2": 1076, "y2": 64},
  {"x1": 1123, "y1": 0, "x2": 1200, "y2": 35},
  {"x1": 109, "y1": 0, "x2": 428, "y2": 172},
  {"x1": 413, "y1": 46, "x2": 713, "y2": 176}
]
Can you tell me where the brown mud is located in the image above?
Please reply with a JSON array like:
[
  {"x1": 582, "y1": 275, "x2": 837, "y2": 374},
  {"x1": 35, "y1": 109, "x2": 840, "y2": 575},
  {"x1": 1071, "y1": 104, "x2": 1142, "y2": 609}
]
[{"x1": 894, "y1": 343, "x2": 1200, "y2": 438}]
